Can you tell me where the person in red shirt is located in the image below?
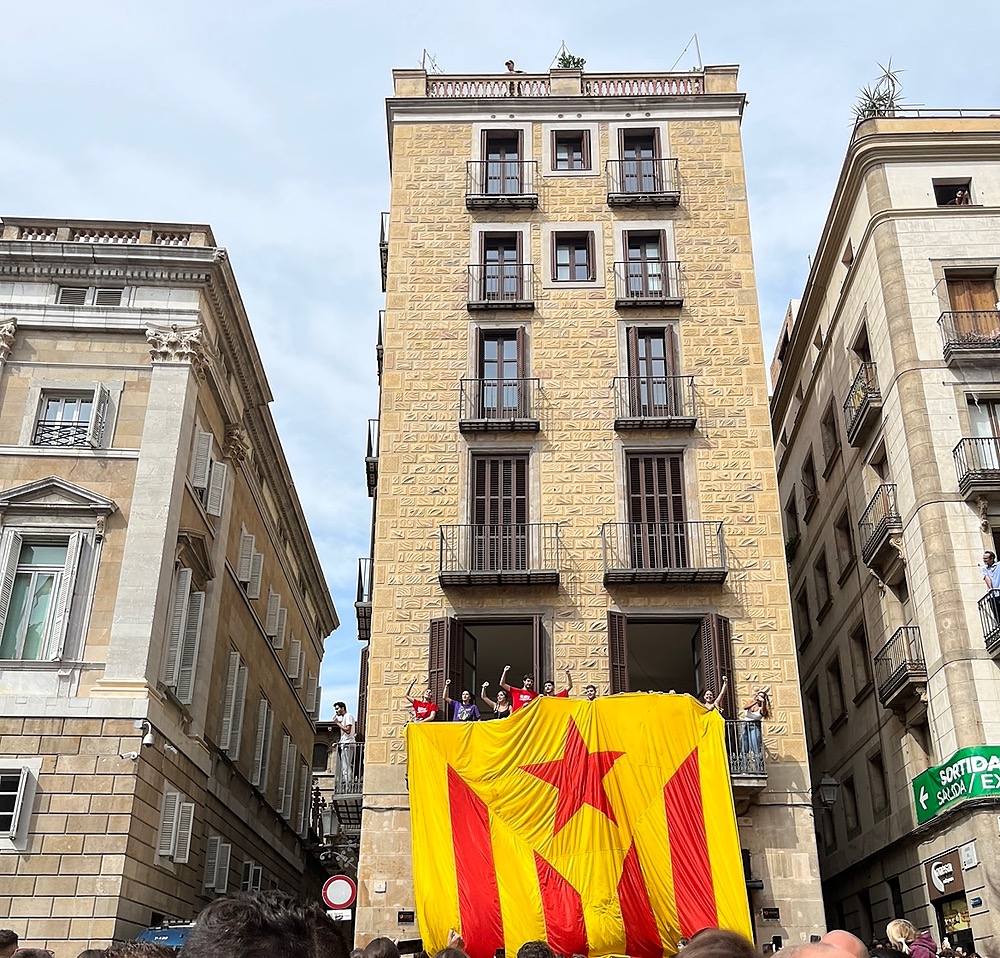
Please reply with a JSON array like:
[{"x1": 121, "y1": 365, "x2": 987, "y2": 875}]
[
  {"x1": 541, "y1": 667, "x2": 574, "y2": 698},
  {"x1": 499, "y1": 665, "x2": 538, "y2": 711},
  {"x1": 404, "y1": 679, "x2": 438, "y2": 722}
]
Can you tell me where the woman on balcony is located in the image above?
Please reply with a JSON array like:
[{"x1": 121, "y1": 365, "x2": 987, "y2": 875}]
[
  {"x1": 445, "y1": 679, "x2": 482, "y2": 721},
  {"x1": 480, "y1": 682, "x2": 512, "y2": 719},
  {"x1": 739, "y1": 687, "x2": 770, "y2": 763}
]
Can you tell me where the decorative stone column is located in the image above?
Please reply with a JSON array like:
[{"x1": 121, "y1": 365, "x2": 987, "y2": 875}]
[{"x1": 0, "y1": 318, "x2": 17, "y2": 373}]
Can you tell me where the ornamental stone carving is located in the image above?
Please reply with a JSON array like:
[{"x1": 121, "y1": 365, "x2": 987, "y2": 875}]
[
  {"x1": 145, "y1": 322, "x2": 207, "y2": 375},
  {"x1": 224, "y1": 424, "x2": 249, "y2": 462},
  {"x1": 0, "y1": 319, "x2": 16, "y2": 363}
]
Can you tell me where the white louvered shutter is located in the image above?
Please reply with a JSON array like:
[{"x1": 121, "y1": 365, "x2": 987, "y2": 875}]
[
  {"x1": 306, "y1": 674, "x2": 317, "y2": 714},
  {"x1": 251, "y1": 863, "x2": 263, "y2": 891},
  {"x1": 247, "y1": 552, "x2": 263, "y2": 599},
  {"x1": 175, "y1": 590, "x2": 204, "y2": 704},
  {"x1": 274, "y1": 608, "x2": 287, "y2": 650},
  {"x1": 163, "y1": 568, "x2": 192, "y2": 687},
  {"x1": 157, "y1": 791, "x2": 180, "y2": 856},
  {"x1": 203, "y1": 834, "x2": 220, "y2": 889},
  {"x1": 278, "y1": 734, "x2": 293, "y2": 817},
  {"x1": 0, "y1": 531, "x2": 24, "y2": 637},
  {"x1": 251, "y1": 698, "x2": 270, "y2": 786},
  {"x1": 230, "y1": 662, "x2": 248, "y2": 757},
  {"x1": 173, "y1": 801, "x2": 195, "y2": 863},
  {"x1": 295, "y1": 648, "x2": 305, "y2": 689},
  {"x1": 287, "y1": 638, "x2": 301, "y2": 679},
  {"x1": 219, "y1": 651, "x2": 240, "y2": 750},
  {"x1": 265, "y1": 592, "x2": 280, "y2": 636},
  {"x1": 49, "y1": 532, "x2": 83, "y2": 660},
  {"x1": 190, "y1": 428, "x2": 212, "y2": 489},
  {"x1": 87, "y1": 383, "x2": 112, "y2": 448},
  {"x1": 237, "y1": 530, "x2": 255, "y2": 582},
  {"x1": 313, "y1": 685, "x2": 322, "y2": 719},
  {"x1": 297, "y1": 763, "x2": 311, "y2": 835},
  {"x1": 206, "y1": 461, "x2": 228, "y2": 517},
  {"x1": 215, "y1": 842, "x2": 232, "y2": 893}
]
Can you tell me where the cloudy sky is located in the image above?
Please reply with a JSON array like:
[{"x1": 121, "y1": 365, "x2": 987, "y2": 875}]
[{"x1": 3, "y1": 0, "x2": 997, "y2": 716}]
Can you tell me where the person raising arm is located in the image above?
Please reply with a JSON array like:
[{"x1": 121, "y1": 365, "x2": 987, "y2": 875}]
[
  {"x1": 444, "y1": 679, "x2": 481, "y2": 721},
  {"x1": 403, "y1": 678, "x2": 438, "y2": 722},
  {"x1": 499, "y1": 664, "x2": 539, "y2": 711},
  {"x1": 480, "y1": 682, "x2": 512, "y2": 719}
]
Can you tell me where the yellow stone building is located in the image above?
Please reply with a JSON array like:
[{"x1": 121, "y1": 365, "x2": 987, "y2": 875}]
[
  {"x1": 0, "y1": 218, "x2": 337, "y2": 956},
  {"x1": 353, "y1": 65, "x2": 825, "y2": 948}
]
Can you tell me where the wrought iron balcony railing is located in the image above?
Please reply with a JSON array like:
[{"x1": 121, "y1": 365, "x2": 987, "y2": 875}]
[
  {"x1": 858, "y1": 484, "x2": 902, "y2": 564},
  {"x1": 724, "y1": 720, "x2": 767, "y2": 781},
  {"x1": 601, "y1": 521, "x2": 727, "y2": 584},
  {"x1": 365, "y1": 419, "x2": 379, "y2": 498},
  {"x1": 32, "y1": 421, "x2": 90, "y2": 446},
  {"x1": 843, "y1": 362, "x2": 881, "y2": 444},
  {"x1": 376, "y1": 309, "x2": 384, "y2": 382},
  {"x1": 613, "y1": 261, "x2": 682, "y2": 307},
  {"x1": 466, "y1": 160, "x2": 538, "y2": 208},
  {"x1": 954, "y1": 437, "x2": 1000, "y2": 495},
  {"x1": 355, "y1": 557, "x2": 372, "y2": 642},
  {"x1": 379, "y1": 213, "x2": 388, "y2": 293},
  {"x1": 606, "y1": 158, "x2": 681, "y2": 206},
  {"x1": 439, "y1": 523, "x2": 560, "y2": 586},
  {"x1": 978, "y1": 591, "x2": 1000, "y2": 656},
  {"x1": 333, "y1": 741, "x2": 364, "y2": 797},
  {"x1": 612, "y1": 376, "x2": 697, "y2": 428},
  {"x1": 458, "y1": 378, "x2": 540, "y2": 431},
  {"x1": 873, "y1": 625, "x2": 926, "y2": 709},
  {"x1": 938, "y1": 310, "x2": 1000, "y2": 361},
  {"x1": 467, "y1": 263, "x2": 535, "y2": 309}
]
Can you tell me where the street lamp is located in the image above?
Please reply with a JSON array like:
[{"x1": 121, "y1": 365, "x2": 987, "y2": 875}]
[{"x1": 817, "y1": 773, "x2": 840, "y2": 809}]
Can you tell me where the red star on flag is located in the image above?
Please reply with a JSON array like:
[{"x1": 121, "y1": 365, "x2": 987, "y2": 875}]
[{"x1": 521, "y1": 717, "x2": 624, "y2": 834}]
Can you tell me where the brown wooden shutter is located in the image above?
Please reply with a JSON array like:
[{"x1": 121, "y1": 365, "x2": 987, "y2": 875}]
[
  {"x1": 446, "y1": 618, "x2": 465, "y2": 702},
  {"x1": 948, "y1": 276, "x2": 997, "y2": 312},
  {"x1": 428, "y1": 618, "x2": 448, "y2": 711},
  {"x1": 608, "y1": 611, "x2": 628, "y2": 693},
  {"x1": 356, "y1": 645, "x2": 370, "y2": 742},
  {"x1": 532, "y1": 615, "x2": 544, "y2": 689},
  {"x1": 626, "y1": 327, "x2": 640, "y2": 377},
  {"x1": 516, "y1": 326, "x2": 526, "y2": 379},
  {"x1": 698, "y1": 614, "x2": 734, "y2": 719},
  {"x1": 665, "y1": 325, "x2": 679, "y2": 375}
]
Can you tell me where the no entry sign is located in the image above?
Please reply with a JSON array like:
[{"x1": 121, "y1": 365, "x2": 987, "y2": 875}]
[{"x1": 322, "y1": 875, "x2": 357, "y2": 910}]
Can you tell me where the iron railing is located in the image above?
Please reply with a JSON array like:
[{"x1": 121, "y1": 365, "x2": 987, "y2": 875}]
[
  {"x1": 601, "y1": 521, "x2": 727, "y2": 582},
  {"x1": 379, "y1": 212, "x2": 389, "y2": 293},
  {"x1": 612, "y1": 376, "x2": 697, "y2": 425},
  {"x1": 858, "y1": 484, "x2": 901, "y2": 561},
  {"x1": 334, "y1": 742, "x2": 364, "y2": 796},
  {"x1": 468, "y1": 263, "x2": 535, "y2": 308},
  {"x1": 613, "y1": 261, "x2": 682, "y2": 306},
  {"x1": 466, "y1": 160, "x2": 538, "y2": 206},
  {"x1": 978, "y1": 592, "x2": 1000, "y2": 655},
  {"x1": 606, "y1": 158, "x2": 680, "y2": 205},
  {"x1": 355, "y1": 558, "x2": 372, "y2": 642},
  {"x1": 939, "y1": 311, "x2": 1000, "y2": 356},
  {"x1": 376, "y1": 309, "x2": 384, "y2": 381},
  {"x1": 873, "y1": 626, "x2": 926, "y2": 706},
  {"x1": 724, "y1": 720, "x2": 767, "y2": 778},
  {"x1": 439, "y1": 523, "x2": 560, "y2": 583},
  {"x1": 954, "y1": 437, "x2": 1000, "y2": 493},
  {"x1": 458, "y1": 378, "x2": 539, "y2": 426},
  {"x1": 843, "y1": 362, "x2": 880, "y2": 437},
  {"x1": 32, "y1": 421, "x2": 89, "y2": 446},
  {"x1": 365, "y1": 419, "x2": 379, "y2": 498}
]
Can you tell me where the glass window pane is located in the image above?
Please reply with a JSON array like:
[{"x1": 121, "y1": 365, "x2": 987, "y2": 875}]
[
  {"x1": 0, "y1": 575, "x2": 30, "y2": 658},
  {"x1": 21, "y1": 572, "x2": 56, "y2": 659},
  {"x1": 20, "y1": 543, "x2": 68, "y2": 566}
]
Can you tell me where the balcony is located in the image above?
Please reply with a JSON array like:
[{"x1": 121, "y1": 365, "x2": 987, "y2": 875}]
[
  {"x1": 873, "y1": 625, "x2": 927, "y2": 713},
  {"x1": 466, "y1": 160, "x2": 538, "y2": 209},
  {"x1": 439, "y1": 523, "x2": 560, "y2": 586},
  {"x1": 379, "y1": 213, "x2": 388, "y2": 293},
  {"x1": 468, "y1": 264, "x2": 535, "y2": 310},
  {"x1": 954, "y1": 438, "x2": 1000, "y2": 498},
  {"x1": 329, "y1": 742, "x2": 364, "y2": 830},
  {"x1": 613, "y1": 261, "x2": 682, "y2": 308},
  {"x1": 355, "y1": 558, "x2": 372, "y2": 642},
  {"x1": 612, "y1": 376, "x2": 697, "y2": 429},
  {"x1": 606, "y1": 158, "x2": 681, "y2": 207},
  {"x1": 32, "y1": 421, "x2": 90, "y2": 447},
  {"x1": 939, "y1": 310, "x2": 1000, "y2": 365},
  {"x1": 843, "y1": 362, "x2": 881, "y2": 446},
  {"x1": 365, "y1": 419, "x2": 379, "y2": 498},
  {"x1": 458, "y1": 378, "x2": 540, "y2": 432},
  {"x1": 376, "y1": 309, "x2": 384, "y2": 383},
  {"x1": 601, "y1": 521, "x2": 727, "y2": 584},
  {"x1": 977, "y1": 592, "x2": 1000, "y2": 657},
  {"x1": 725, "y1": 720, "x2": 767, "y2": 808},
  {"x1": 858, "y1": 484, "x2": 904, "y2": 582},
  {"x1": 424, "y1": 71, "x2": 706, "y2": 99}
]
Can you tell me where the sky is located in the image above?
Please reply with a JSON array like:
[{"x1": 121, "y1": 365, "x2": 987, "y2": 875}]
[{"x1": 2, "y1": 0, "x2": 998, "y2": 717}]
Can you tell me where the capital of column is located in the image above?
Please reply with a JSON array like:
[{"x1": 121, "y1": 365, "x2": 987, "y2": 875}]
[
  {"x1": 145, "y1": 322, "x2": 208, "y2": 376},
  {"x1": 0, "y1": 319, "x2": 17, "y2": 363}
]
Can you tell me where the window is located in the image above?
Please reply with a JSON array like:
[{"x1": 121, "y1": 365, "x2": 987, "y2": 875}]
[
  {"x1": 476, "y1": 329, "x2": 526, "y2": 419},
  {"x1": 278, "y1": 732, "x2": 296, "y2": 819},
  {"x1": 784, "y1": 491, "x2": 800, "y2": 540},
  {"x1": 219, "y1": 650, "x2": 248, "y2": 760},
  {"x1": 625, "y1": 232, "x2": 665, "y2": 297},
  {"x1": 933, "y1": 178, "x2": 972, "y2": 206},
  {"x1": 794, "y1": 587, "x2": 812, "y2": 649},
  {"x1": 483, "y1": 131, "x2": 523, "y2": 195},
  {"x1": 805, "y1": 684, "x2": 823, "y2": 750},
  {"x1": 620, "y1": 131, "x2": 660, "y2": 193},
  {"x1": 190, "y1": 425, "x2": 228, "y2": 518},
  {"x1": 203, "y1": 834, "x2": 233, "y2": 893},
  {"x1": 237, "y1": 527, "x2": 264, "y2": 600},
  {"x1": 34, "y1": 386, "x2": 110, "y2": 448},
  {"x1": 251, "y1": 697, "x2": 274, "y2": 789},
  {"x1": 821, "y1": 402, "x2": 841, "y2": 473},
  {"x1": 481, "y1": 233, "x2": 524, "y2": 302},
  {"x1": 296, "y1": 758, "x2": 311, "y2": 836},
  {"x1": 471, "y1": 454, "x2": 528, "y2": 572},
  {"x1": 946, "y1": 273, "x2": 998, "y2": 340},
  {"x1": 157, "y1": 789, "x2": 195, "y2": 863},
  {"x1": 849, "y1": 621, "x2": 873, "y2": 695},
  {"x1": 868, "y1": 751, "x2": 889, "y2": 813},
  {"x1": 57, "y1": 286, "x2": 123, "y2": 307},
  {"x1": 552, "y1": 131, "x2": 589, "y2": 171},
  {"x1": 306, "y1": 673, "x2": 319, "y2": 715},
  {"x1": 241, "y1": 859, "x2": 264, "y2": 892},
  {"x1": 626, "y1": 327, "x2": 680, "y2": 417},
  {"x1": 826, "y1": 658, "x2": 846, "y2": 725},
  {"x1": 626, "y1": 453, "x2": 687, "y2": 570},
  {"x1": 834, "y1": 508, "x2": 856, "y2": 580},
  {"x1": 265, "y1": 592, "x2": 286, "y2": 650},
  {"x1": 161, "y1": 567, "x2": 205, "y2": 705},
  {"x1": 552, "y1": 233, "x2": 594, "y2": 282},
  {"x1": 0, "y1": 768, "x2": 28, "y2": 837},
  {"x1": 801, "y1": 452, "x2": 818, "y2": 519},
  {"x1": 819, "y1": 807, "x2": 836, "y2": 853},
  {"x1": 814, "y1": 552, "x2": 831, "y2": 619},
  {"x1": 842, "y1": 776, "x2": 860, "y2": 835}
]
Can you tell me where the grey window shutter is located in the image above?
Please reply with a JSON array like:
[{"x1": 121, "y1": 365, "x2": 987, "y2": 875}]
[
  {"x1": 220, "y1": 651, "x2": 240, "y2": 750},
  {"x1": 247, "y1": 552, "x2": 264, "y2": 599},
  {"x1": 266, "y1": 592, "x2": 280, "y2": 636},
  {"x1": 190, "y1": 428, "x2": 212, "y2": 489},
  {"x1": 251, "y1": 698, "x2": 270, "y2": 786},
  {"x1": 175, "y1": 590, "x2": 205, "y2": 704},
  {"x1": 274, "y1": 608, "x2": 287, "y2": 650},
  {"x1": 237, "y1": 530, "x2": 255, "y2": 582},
  {"x1": 0, "y1": 531, "x2": 24, "y2": 638},
  {"x1": 230, "y1": 663, "x2": 248, "y2": 756},
  {"x1": 215, "y1": 842, "x2": 232, "y2": 893},
  {"x1": 173, "y1": 801, "x2": 195, "y2": 863},
  {"x1": 49, "y1": 532, "x2": 83, "y2": 660},
  {"x1": 157, "y1": 791, "x2": 180, "y2": 857},
  {"x1": 87, "y1": 383, "x2": 112, "y2": 448},
  {"x1": 206, "y1": 461, "x2": 228, "y2": 517},
  {"x1": 287, "y1": 638, "x2": 301, "y2": 679},
  {"x1": 163, "y1": 568, "x2": 192, "y2": 687},
  {"x1": 203, "y1": 834, "x2": 220, "y2": 889}
]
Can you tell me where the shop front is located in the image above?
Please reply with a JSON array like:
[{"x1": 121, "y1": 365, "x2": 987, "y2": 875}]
[{"x1": 925, "y1": 851, "x2": 973, "y2": 953}]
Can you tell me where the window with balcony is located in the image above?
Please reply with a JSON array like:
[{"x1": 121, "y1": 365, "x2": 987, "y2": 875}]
[
  {"x1": 33, "y1": 387, "x2": 111, "y2": 448},
  {"x1": 821, "y1": 401, "x2": 841, "y2": 474},
  {"x1": 614, "y1": 232, "x2": 680, "y2": 306},
  {"x1": 552, "y1": 130, "x2": 590, "y2": 171},
  {"x1": 628, "y1": 452, "x2": 684, "y2": 569},
  {"x1": 484, "y1": 131, "x2": 523, "y2": 195},
  {"x1": 621, "y1": 131, "x2": 659, "y2": 189},
  {"x1": 621, "y1": 326, "x2": 687, "y2": 420},
  {"x1": 476, "y1": 329, "x2": 526, "y2": 420},
  {"x1": 469, "y1": 233, "x2": 532, "y2": 308},
  {"x1": 801, "y1": 452, "x2": 818, "y2": 520},
  {"x1": 958, "y1": 398, "x2": 1000, "y2": 488},
  {"x1": 826, "y1": 658, "x2": 846, "y2": 728},
  {"x1": 552, "y1": 232, "x2": 594, "y2": 282},
  {"x1": 940, "y1": 272, "x2": 1000, "y2": 351},
  {"x1": 473, "y1": 453, "x2": 527, "y2": 571},
  {"x1": 814, "y1": 552, "x2": 831, "y2": 620}
]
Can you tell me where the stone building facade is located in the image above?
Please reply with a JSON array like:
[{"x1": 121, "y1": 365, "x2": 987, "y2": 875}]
[
  {"x1": 0, "y1": 218, "x2": 337, "y2": 956},
  {"x1": 353, "y1": 65, "x2": 825, "y2": 948},
  {"x1": 770, "y1": 115, "x2": 1000, "y2": 952}
]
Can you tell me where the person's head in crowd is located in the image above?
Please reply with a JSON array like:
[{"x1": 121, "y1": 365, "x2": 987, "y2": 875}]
[
  {"x1": 75, "y1": 951, "x2": 106, "y2": 958},
  {"x1": 107, "y1": 945, "x2": 175, "y2": 957},
  {"x1": 364, "y1": 938, "x2": 400, "y2": 958},
  {"x1": 522, "y1": 675, "x2": 534, "y2": 690},
  {"x1": 0, "y1": 931, "x2": 17, "y2": 958},
  {"x1": 584, "y1": 684, "x2": 598, "y2": 701},
  {"x1": 179, "y1": 890, "x2": 348, "y2": 958},
  {"x1": 681, "y1": 928, "x2": 757, "y2": 958},
  {"x1": 496, "y1": 689, "x2": 510, "y2": 707},
  {"x1": 871, "y1": 948, "x2": 900, "y2": 958},
  {"x1": 542, "y1": 681, "x2": 555, "y2": 695},
  {"x1": 516, "y1": 943, "x2": 554, "y2": 958},
  {"x1": 822, "y1": 930, "x2": 868, "y2": 958},
  {"x1": 886, "y1": 920, "x2": 919, "y2": 952},
  {"x1": 13, "y1": 950, "x2": 54, "y2": 958}
]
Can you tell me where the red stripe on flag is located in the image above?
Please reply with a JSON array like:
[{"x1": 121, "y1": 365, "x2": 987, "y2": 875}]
[
  {"x1": 664, "y1": 748, "x2": 718, "y2": 936},
  {"x1": 617, "y1": 840, "x2": 663, "y2": 958},
  {"x1": 448, "y1": 766, "x2": 504, "y2": 958},
  {"x1": 535, "y1": 852, "x2": 588, "y2": 958}
]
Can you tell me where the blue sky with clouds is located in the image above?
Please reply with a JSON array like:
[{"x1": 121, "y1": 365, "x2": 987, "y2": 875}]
[{"x1": 3, "y1": 1, "x2": 997, "y2": 716}]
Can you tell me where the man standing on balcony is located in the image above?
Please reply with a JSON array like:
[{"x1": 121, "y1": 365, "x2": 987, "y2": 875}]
[
  {"x1": 541, "y1": 667, "x2": 574, "y2": 698},
  {"x1": 499, "y1": 665, "x2": 538, "y2": 711},
  {"x1": 334, "y1": 701, "x2": 359, "y2": 792},
  {"x1": 980, "y1": 551, "x2": 1000, "y2": 624},
  {"x1": 403, "y1": 679, "x2": 438, "y2": 723}
]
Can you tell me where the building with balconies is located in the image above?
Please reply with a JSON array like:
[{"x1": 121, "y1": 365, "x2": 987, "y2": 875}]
[
  {"x1": 770, "y1": 112, "x2": 1000, "y2": 950},
  {"x1": 354, "y1": 63, "x2": 825, "y2": 947},
  {"x1": 0, "y1": 218, "x2": 338, "y2": 957}
]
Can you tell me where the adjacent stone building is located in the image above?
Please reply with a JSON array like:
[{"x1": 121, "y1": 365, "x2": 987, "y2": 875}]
[
  {"x1": 770, "y1": 114, "x2": 1000, "y2": 951},
  {"x1": 0, "y1": 218, "x2": 337, "y2": 956},
  {"x1": 352, "y1": 64, "x2": 825, "y2": 948}
]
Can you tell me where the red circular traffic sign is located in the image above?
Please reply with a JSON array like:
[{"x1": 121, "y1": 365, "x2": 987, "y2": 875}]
[{"x1": 322, "y1": 875, "x2": 357, "y2": 910}]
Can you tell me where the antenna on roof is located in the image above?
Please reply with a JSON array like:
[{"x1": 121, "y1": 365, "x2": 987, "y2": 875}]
[
  {"x1": 421, "y1": 49, "x2": 442, "y2": 74},
  {"x1": 669, "y1": 34, "x2": 703, "y2": 72}
]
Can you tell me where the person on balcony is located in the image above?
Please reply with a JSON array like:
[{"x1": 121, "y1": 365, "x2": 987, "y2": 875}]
[
  {"x1": 980, "y1": 552, "x2": 1000, "y2": 617},
  {"x1": 499, "y1": 665, "x2": 539, "y2": 711},
  {"x1": 403, "y1": 679, "x2": 438, "y2": 723},
  {"x1": 583, "y1": 683, "x2": 599, "y2": 701},
  {"x1": 739, "y1": 687, "x2": 770, "y2": 762},
  {"x1": 541, "y1": 667, "x2": 574, "y2": 698},
  {"x1": 701, "y1": 675, "x2": 728, "y2": 712},
  {"x1": 480, "y1": 682, "x2": 512, "y2": 719},
  {"x1": 444, "y1": 679, "x2": 481, "y2": 721}
]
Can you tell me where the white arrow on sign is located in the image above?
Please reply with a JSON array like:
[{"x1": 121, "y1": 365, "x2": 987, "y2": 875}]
[{"x1": 919, "y1": 786, "x2": 929, "y2": 810}]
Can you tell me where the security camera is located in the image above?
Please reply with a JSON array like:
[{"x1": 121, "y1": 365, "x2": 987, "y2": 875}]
[
  {"x1": 142, "y1": 730, "x2": 155, "y2": 748},
  {"x1": 135, "y1": 719, "x2": 155, "y2": 748},
  {"x1": 120, "y1": 751, "x2": 140, "y2": 761}
]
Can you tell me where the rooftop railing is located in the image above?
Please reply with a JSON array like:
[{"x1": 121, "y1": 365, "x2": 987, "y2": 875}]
[{"x1": 423, "y1": 72, "x2": 706, "y2": 98}]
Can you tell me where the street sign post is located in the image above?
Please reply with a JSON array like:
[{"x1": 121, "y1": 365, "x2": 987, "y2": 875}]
[
  {"x1": 322, "y1": 875, "x2": 358, "y2": 911},
  {"x1": 911, "y1": 745, "x2": 1000, "y2": 825}
]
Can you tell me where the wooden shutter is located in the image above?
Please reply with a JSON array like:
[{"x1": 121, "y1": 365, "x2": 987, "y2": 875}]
[
  {"x1": 247, "y1": 552, "x2": 264, "y2": 599},
  {"x1": 288, "y1": 638, "x2": 301, "y2": 679},
  {"x1": 608, "y1": 611, "x2": 629, "y2": 694},
  {"x1": 531, "y1": 614, "x2": 545, "y2": 689},
  {"x1": 237, "y1": 529, "x2": 255, "y2": 582},
  {"x1": 0, "y1": 531, "x2": 23, "y2": 638},
  {"x1": 173, "y1": 801, "x2": 195, "y2": 863},
  {"x1": 274, "y1": 608, "x2": 287, "y2": 649},
  {"x1": 175, "y1": 590, "x2": 204, "y2": 704},
  {"x1": 357, "y1": 644, "x2": 369, "y2": 741},
  {"x1": 215, "y1": 842, "x2": 232, "y2": 893},
  {"x1": 203, "y1": 834, "x2": 220, "y2": 889},
  {"x1": 230, "y1": 662, "x2": 248, "y2": 756},
  {"x1": 87, "y1": 383, "x2": 111, "y2": 448},
  {"x1": 297, "y1": 761, "x2": 311, "y2": 835},
  {"x1": 251, "y1": 698, "x2": 270, "y2": 786},
  {"x1": 428, "y1": 616, "x2": 461, "y2": 714},
  {"x1": 947, "y1": 276, "x2": 997, "y2": 311},
  {"x1": 282, "y1": 744, "x2": 297, "y2": 819},
  {"x1": 295, "y1": 647, "x2": 306, "y2": 689},
  {"x1": 277, "y1": 733, "x2": 292, "y2": 815},
  {"x1": 266, "y1": 592, "x2": 280, "y2": 636},
  {"x1": 627, "y1": 454, "x2": 685, "y2": 525},
  {"x1": 206, "y1": 461, "x2": 227, "y2": 517},
  {"x1": 157, "y1": 791, "x2": 180, "y2": 856},
  {"x1": 49, "y1": 531, "x2": 83, "y2": 659},
  {"x1": 306, "y1": 673, "x2": 318, "y2": 714},
  {"x1": 191, "y1": 428, "x2": 212, "y2": 489},
  {"x1": 220, "y1": 651, "x2": 240, "y2": 750},
  {"x1": 698, "y1": 614, "x2": 734, "y2": 719},
  {"x1": 163, "y1": 568, "x2": 192, "y2": 687}
]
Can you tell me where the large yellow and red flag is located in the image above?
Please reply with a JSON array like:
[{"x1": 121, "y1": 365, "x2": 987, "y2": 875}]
[{"x1": 408, "y1": 693, "x2": 751, "y2": 958}]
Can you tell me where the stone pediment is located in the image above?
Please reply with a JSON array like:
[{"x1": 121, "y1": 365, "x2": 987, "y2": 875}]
[{"x1": 0, "y1": 476, "x2": 118, "y2": 516}]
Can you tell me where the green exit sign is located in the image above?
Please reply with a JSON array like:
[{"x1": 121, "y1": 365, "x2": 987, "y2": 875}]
[{"x1": 912, "y1": 746, "x2": 1000, "y2": 824}]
